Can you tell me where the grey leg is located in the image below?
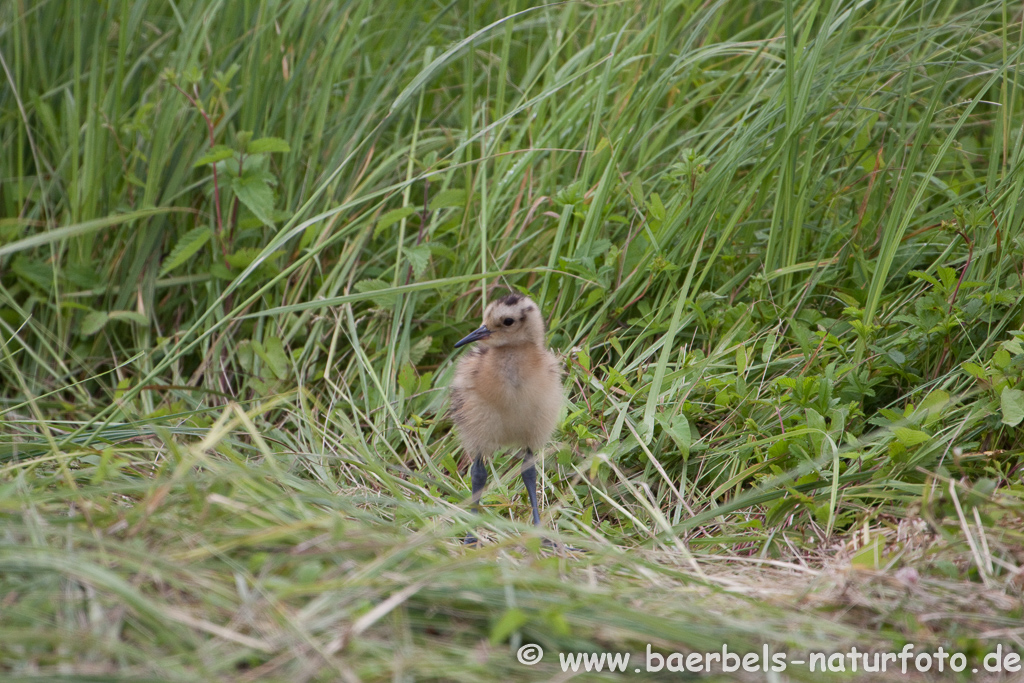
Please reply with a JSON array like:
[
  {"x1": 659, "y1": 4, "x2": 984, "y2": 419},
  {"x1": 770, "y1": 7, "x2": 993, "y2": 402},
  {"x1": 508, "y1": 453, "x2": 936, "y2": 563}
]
[
  {"x1": 465, "y1": 455, "x2": 487, "y2": 545},
  {"x1": 470, "y1": 454, "x2": 487, "y2": 510},
  {"x1": 521, "y1": 449, "x2": 541, "y2": 526}
]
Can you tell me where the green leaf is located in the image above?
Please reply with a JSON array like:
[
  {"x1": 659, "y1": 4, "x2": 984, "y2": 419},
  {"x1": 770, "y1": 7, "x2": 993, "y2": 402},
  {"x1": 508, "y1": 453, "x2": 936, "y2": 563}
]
[
  {"x1": 558, "y1": 447, "x2": 573, "y2": 468},
  {"x1": 247, "y1": 137, "x2": 291, "y2": 154},
  {"x1": 194, "y1": 145, "x2": 235, "y2": 167},
  {"x1": 352, "y1": 278, "x2": 397, "y2": 307},
  {"x1": 213, "y1": 64, "x2": 240, "y2": 91},
  {"x1": 886, "y1": 349, "x2": 906, "y2": 365},
  {"x1": 850, "y1": 536, "x2": 884, "y2": 570},
  {"x1": 408, "y1": 335, "x2": 432, "y2": 366},
  {"x1": 776, "y1": 376, "x2": 798, "y2": 390},
  {"x1": 575, "y1": 347, "x2": 590, "y2": 372},
  {"x1": 919, "y1": 389, "x2": 950, "y2": 414},
  {"x1": 428, "y1": 189, "x2": 467, "y2": 211},
  {"x1": 657, "y1": 413, "x2": 691, "y2": 459},
  {"x1": 260, "y1": 335, "x2": 289, "y2": 380},
  {"x1": 159, "y1": 226, "x2": 213, "y2": 277},
  {"x1": 543, "y1": 609, "x2": 571, "y2": 637},
  {"x1": 428, "y1": 242, "x2": 456, "y2": 263},
  {"x1": 374, "y1": 207, "x2": 417, "y2": 238},
  {"x1": 765, "y1": 496, "x2": 801, "y2": 527},
  {"x1": 108, "y1": 311, "x2": 149, "y2": 326},
  {"x1": 761, "y1": 332, "x2": 778, "y2": 363},
  {"x1": 1003, "y1": 338, "x2": 1024, "y2": 355},
  {"x1": 232, "y1": 174, "x2": 276, "y2": 226},
  {"x1": 961, "y1": 362, "x2": 987, "y2": 380},
  {"x1": 398, "y1": 363, "x2": 417, "y2": 395},
  {"x1": 236, "y1": 340, "x2": 255, "y2": 373},
  {"x1": 251, "y1": 340, "x2": 286, "y2": 381},
  {"x1": 182, "y1": 65, "x2": 202, "y2": 85},
  {"x1": 937, "y1": 266, "x2": 958, "y2": 290},
  {"x1": 404, "y1": 244, "x2": 431, "y2": 278},
  {"x1": 489, "y1": 608, "x2": 528, "y2": 644},
  {"x1": 893, "y1": 427, "x2": 930, "y2": 447},
  {"x1": 81, "y1": 311, "x2": 108, "y2": 336},
  {"x1": 648, "y1": 192, "x2": 666, "y2": 221},
  {"x1": 908, "y1": 270, "x2": 941, "y2": 288},
  {"x1": 209, "y1": 263, "x2": 234, "y2": 280},
  {"x1": 11, "y1": 256, "x2": 53, "y2": 291},
  {"x1": 224, "y1": 247, "x2": 268, "y2": 271},
  {"x1": 1000, "y1": 387, "x2": 1024, "y2": 427}
]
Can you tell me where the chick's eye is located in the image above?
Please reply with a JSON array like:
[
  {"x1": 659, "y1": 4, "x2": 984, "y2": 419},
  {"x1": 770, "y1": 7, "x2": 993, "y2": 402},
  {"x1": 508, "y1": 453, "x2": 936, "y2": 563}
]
[{"x1": 503, "y1": 317, "x2": 514, "y2": 326}]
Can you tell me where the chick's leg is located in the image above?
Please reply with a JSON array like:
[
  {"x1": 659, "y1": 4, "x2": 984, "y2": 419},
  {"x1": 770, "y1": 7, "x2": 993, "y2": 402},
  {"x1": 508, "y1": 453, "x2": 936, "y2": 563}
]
[
  {"x1": 470, "y1": 454, "x2": 488, "y2": 510},
  {"x1": 521, "y1": 449, "x2": 541, "y2": 526},
  {"x1": 465, "y1": 454, "x2": 488, "y2": 546}
]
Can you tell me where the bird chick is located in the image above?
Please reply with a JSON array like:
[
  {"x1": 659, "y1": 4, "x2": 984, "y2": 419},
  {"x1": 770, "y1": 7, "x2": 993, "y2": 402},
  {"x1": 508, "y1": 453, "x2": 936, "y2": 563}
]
[{"x1": 450, "y1": 292, "x2": 563, "y2": 543}]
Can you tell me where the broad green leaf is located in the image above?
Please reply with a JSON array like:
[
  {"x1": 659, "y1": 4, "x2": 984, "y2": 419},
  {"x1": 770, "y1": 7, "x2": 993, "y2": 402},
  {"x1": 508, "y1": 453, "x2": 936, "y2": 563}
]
[
  {"x1": 108, "y1": 311, "x2": 149, "y2": 326},
  {"x1": 375, "y1": 206, "x2": 417, "y2": 238},
  {"x1": 893, "y1": 427, "x2": 930, "y2": 447},
  {"x1": 11, "y1": 257, "x2": 53, "y2": 291},
  {"x1": 81, "y1": 311, "x2": 108, "y2": 336},
  {"x1": 428, "y1": 189, "x2": 467, "y2": 210},
  {"x1": 765, "y1": 496, "x2": 801, "y2": 527},
  {"x1": 489, "y1": 608, "x2": 528, "y2": 644},
  {"x1": 408, "y1": 335, "x2": 432, "y2": 366},
  {"x1": 397, "y1": 363, "x2": 417, "y2": 394},
  {"x1": 428, "y1": 242, "x2": 456, "y2": 263},
  {"x1": 761, "y1": 332, "x2": 778, "y2": 363},
  {"x1": 404, "y1": 244, "x2": 431, "y2": 278},
  {"x1": 805, "y1": 407, "x2": 827, "y2": 433},
  {"x1": 1000, "y1": 387, "x2": 1024, "y2": 426},
  {"x1": 908, "y1": 270, "x2": 941, "y2": 288},
  {"x1": 353, "y1": 278, "x2": 397, "y2": 307},
  {"x1": 232, "y1": 175, "x2": 276, "y2": 226},
  {"x1": 247, "y1": 137, "x2": 291, "y2": 154},
  {"x1": 210, "y1": 263, "x2": 234, "y2": 281},
  {"x1": 224, "y1": 247, "x2": 268, "y2": 270},
  {"x1": 182, "y1": 65, "x2": 202, "y2": 84},
  {"x1": 194, "y1": 145, "x2": 235, "y2": 166},
  {"x1": 919, "y1": 389, "x2": 950, "y2": 417},
  {"x1": 1003, "y1": 338, "x2": 1024, "y2": 355},
  {"x1": 558, "y1": 447, "x2": 573, "y2": 469},
  {"x1": 657, "y1": 413, "x2": 691, "y2": 459},
  {"x1": 236, "y1": 340, "x2": 255, "y2": 373},
  {"x1": 937, "y1": 266, "x2": 958, "y2": 290},
  {"x1": 961, "y1": 362, "x2": 987, "y2": 380},
  {"x1": 850, "y1": 536, "x2": 884, "y2": 570},
  {"x1": 886, "y1": 349, "x2": 906, "y2": 364},
  {"x1": 159, "y1": 226, "x2": 213, "y2": 276},
  {"x1": 648, "y1": 192, "x2": 666, "y2": 221},
  {"x1": 262, "y1": 335, "x2": 289, "y2": 380}
]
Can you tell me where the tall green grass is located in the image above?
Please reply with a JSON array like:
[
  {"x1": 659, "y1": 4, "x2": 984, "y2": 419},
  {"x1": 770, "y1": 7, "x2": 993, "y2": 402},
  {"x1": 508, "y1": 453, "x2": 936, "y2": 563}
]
[{"x1": 2, "y1": 0, "x2": 1023, "y2": 680}]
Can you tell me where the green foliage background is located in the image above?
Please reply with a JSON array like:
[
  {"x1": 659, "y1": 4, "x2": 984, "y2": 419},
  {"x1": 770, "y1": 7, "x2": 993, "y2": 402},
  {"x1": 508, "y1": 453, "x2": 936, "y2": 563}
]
[{"x1": 2, "y1": 0, "x2": 1023, "y2": 680}]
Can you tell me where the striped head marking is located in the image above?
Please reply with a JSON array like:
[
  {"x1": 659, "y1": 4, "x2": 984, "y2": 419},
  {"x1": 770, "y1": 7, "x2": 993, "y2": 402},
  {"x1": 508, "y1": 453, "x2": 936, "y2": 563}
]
[{"x1": 454, "y1": 293, "x2": 545, "y2": 349}]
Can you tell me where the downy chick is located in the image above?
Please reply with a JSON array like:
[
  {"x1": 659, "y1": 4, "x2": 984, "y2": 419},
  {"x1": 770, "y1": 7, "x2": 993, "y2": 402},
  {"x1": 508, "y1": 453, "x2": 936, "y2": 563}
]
[{"x1": 450, "y1": 292, "x2": 563, "y2": 543}]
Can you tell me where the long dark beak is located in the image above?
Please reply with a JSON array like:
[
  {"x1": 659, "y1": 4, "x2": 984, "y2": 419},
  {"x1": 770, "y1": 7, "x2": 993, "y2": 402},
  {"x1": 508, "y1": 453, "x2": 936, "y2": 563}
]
[{"x1": 454, "y1": 325, "x2": 491, "y2": 348}]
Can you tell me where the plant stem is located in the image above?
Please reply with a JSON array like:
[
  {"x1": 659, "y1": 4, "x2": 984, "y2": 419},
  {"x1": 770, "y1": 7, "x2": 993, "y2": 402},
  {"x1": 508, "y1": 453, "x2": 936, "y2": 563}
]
[{"x1": 170, "y1": 81, "x2": 226, "y2": 259}]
